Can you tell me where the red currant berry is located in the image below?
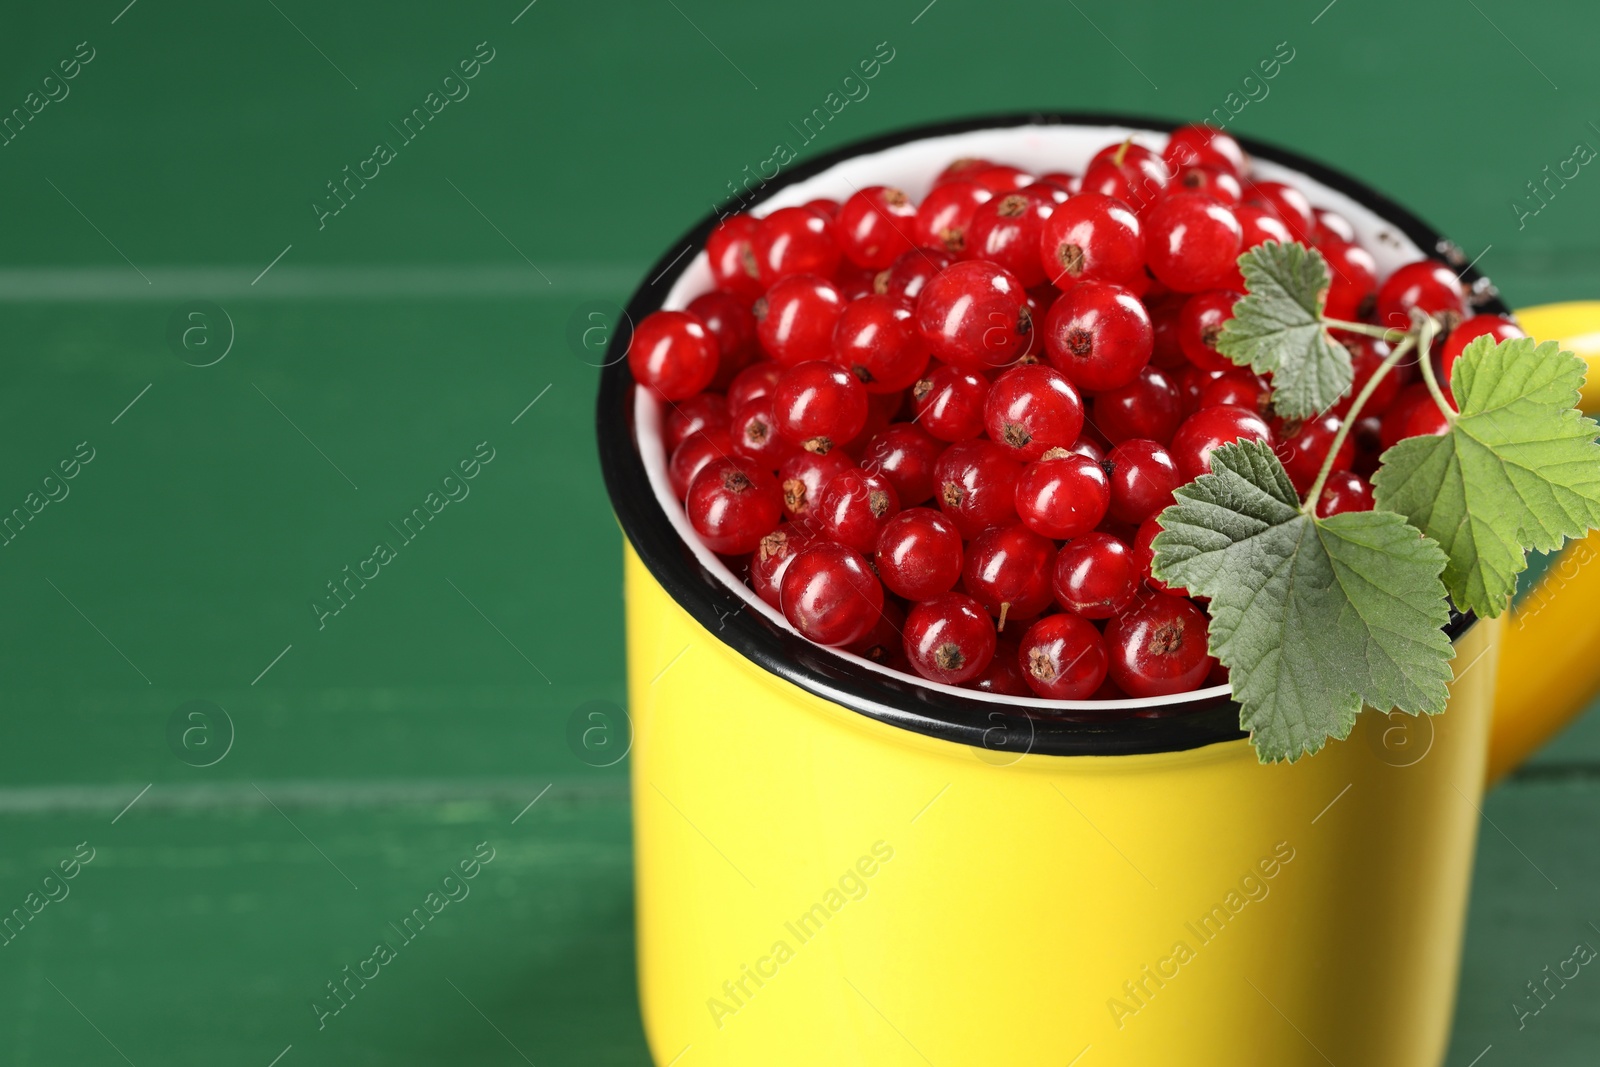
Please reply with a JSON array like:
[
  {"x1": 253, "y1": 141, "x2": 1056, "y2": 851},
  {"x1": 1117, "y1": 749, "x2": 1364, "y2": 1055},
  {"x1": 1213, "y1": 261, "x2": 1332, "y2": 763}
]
[
  {"x1": 1440, "y1": 314, "x2": 1523, "y2": 385},
  {"x1": 1241, "y1": 181, "x2": 1315, "y2": 242},
  {"x1": 1082, "y1": 141, "x2": 1170, "y2": 211},
  {"x1": 1144, "y1": 194, "x2": 1243, "y2": 293},
  {"x1": 934, "y1": 438, "x2": 1022, "y2": 538},
  {"x1": 804, "y1": 198, "x2": 840, "y2": 219},
  {"x1": 1169, "y1": 404, "x2": 1275, "y2": 481},
  {"x1": 1053, "y1": 532, "x2": 1139, "y2": 618},
  {"x1": 1038, "y1": 193, "x2": 1145, "y2": 291},
  {"x1": 1105, "y1": 596, "x2": 1215, "y2": 697},
  {"x1": 663, "y1": 391, "x2": 729, "y2": 453},
  {"x1": 916, "y1": 260, "x2": 1033, "y2": 371},
  {"x1": 1236, "y1": 205, "x2": 1294, "y2": 250},
  {"x1": 915, "y1": 180, "x2": 991, "y2": 254},
  {"x1": 910, "y1": 364, "x2": 989, "y2": 442},
  {"x1": 962, "y1": 524, "x2": 1057, "y2": 624},
  {"x1": 875, "y1": 506, "x2": 963, "y2": 600},
  {"x1": 1177, "y1": 290, "x2": 1244, "y2": 372},
  {"x1": 1274, "y1": 413, "x2": 1354, "y2": 495},
  {"x1": 965, "y1": 191, "x2": 1055, "y2": 288},
  {"x1": 970, "y1": 637, "x2": 1030, "y2": 696},
  {"x1": 842, "y1": 390, "x2": 901, "y2": 455},
  {"x1": 984, "y1": 364, "x2": 1085, "y2": 461},
  {"x1": 835, "y1": 262, "x2": 878, "y2": 301},
  {"x1": 903, "y1": 592, "x2": 996, "y2": 685},
  {"x1": 933, "y1": 158, "x2": 994, "y2": 187},
  {"x1": 772, "y1": 361, "x2": 869, "y2": 454},
  {"x1": 1331, "y1": 336, "x2": 1400, "y2": 417},
  {"x1": 1043, "y1": 281, "x2": 1154, "y2": 391},
  {"x1": 1315, "y1": 470, "x2": 1375, "y2": 518},
  {"x1": 752, "y1": 206, "x2": 840, "y2": 285},
  {"x1": 730, "y1": 397, "x2": 796, "y2": 470},
  {"x1": 705, "y1": 214, "x2": 764, "y2": 301},
  {"x1": 1197, "y1": 369, "x2": 1270, "y2": 415},
  {"x1": 875, "y1": 248, "x2": 956, "y2": 306},
  {"x1": 1163, "y1": 124, "x2": 1246, "y2": 175},
  {"x1": 1174, "y1": 365, "x2": 1226, "y2": 416},
  {"x1": 1092, "y1": 365, "x2": 1183, "y2": 444},
  {"x1": 688, "y1": 291, "x2": 759, "y2": 389},
  {"x1": 968, "y1": 164, "x2": 1035, "y2": 195},
  {"x1": 749, "y1": 525, "x2": 817, "y2": 607},
  {"x1": 1314, "y1": 208, "x2": 1356, "y2": 245},
  {"x1": 1131, "y1": 516, "x2": 1187, "y2": 597},
  {"x1": 1380, "y1": 384, "x2": 1453, "y2": 447},
  {"x1": 835, "y1": 186, "x2": 919, "y2": 269},
  {"x1": 1320, "y1": 239, "x2": 1379, "y2": 322},
  {"x1": 1147, "y1": 292, "x2": 1189, "y2": 369},
  {"x1": 669, "y1": 428, "x2": 733, "y2": 499},
  {"x1": 859, "y1": 423, "x2": 944, "y2": 505},
  {"x1": 1103, "y1": 438, "x2": 1184, "y2": 524},
  {"x1": 727, "y1": 361, "x2": 783, "y2": 412},
  {"x1": 628, "y1": 310, "x2": 719, "y2": 400},
  {"x1": 848, "y1": 597, "x2": 906, "y2": 668},
  {"x1": 780, "y1": 542, "x2": 884, "y2": 647},
  {"x1": 831, "y1": 294, "x2": 929, "y2": 393},
  {"x1": 778, "y1": 448, "x2": 856, "y2": 522},
  {"x1": 686, "y1": 458, "x2": 783, "y2": 554},
  {"x1": 816, "y1": 467, "x2": 901, "y2": 553},
  {"x1": 1015, "y1": 448, "x2": 1110, "y2": 539},
  {"x1": 1018, "y1": 613, "x2": 1108, "y2": 699},
  {"x1": 1375, "y1": 259, "x2": 1467, "y2": 333},
  {"x1": 756, "y1": 275, "x2": 844, "y2": 367}
]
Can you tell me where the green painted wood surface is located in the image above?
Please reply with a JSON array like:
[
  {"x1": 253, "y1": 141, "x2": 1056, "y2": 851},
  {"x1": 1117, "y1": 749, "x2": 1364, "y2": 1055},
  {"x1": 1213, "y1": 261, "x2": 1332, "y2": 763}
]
[{"x1": 1, "y1": 0, "x2": 1598, "y2": 1062}]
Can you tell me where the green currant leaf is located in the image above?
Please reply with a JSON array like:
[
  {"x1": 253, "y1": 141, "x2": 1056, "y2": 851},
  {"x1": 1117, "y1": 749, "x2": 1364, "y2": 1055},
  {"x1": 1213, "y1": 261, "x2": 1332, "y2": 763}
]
[
  {"x1": 1215, "y1": 241, "x2": 1353, "y2": 419},
  {"x1": 1151, "y1": 440, "x2": 1455, "y2": 763},
  {"x1": 1372, "y1": 336, "x2": 1600, "y2": 619}
]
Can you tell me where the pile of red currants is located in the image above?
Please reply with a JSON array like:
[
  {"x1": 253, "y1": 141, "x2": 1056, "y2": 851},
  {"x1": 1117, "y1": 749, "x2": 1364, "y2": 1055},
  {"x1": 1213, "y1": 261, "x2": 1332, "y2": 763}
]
[{"x1": 629, "y1": 124, "x2": 1519, "y2": 704}]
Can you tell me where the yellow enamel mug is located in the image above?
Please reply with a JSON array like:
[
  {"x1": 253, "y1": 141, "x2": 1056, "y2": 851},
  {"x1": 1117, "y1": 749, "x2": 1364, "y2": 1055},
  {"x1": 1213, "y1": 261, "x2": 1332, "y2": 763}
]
[{"x1": 597, "y1": 116, "x2": 1600, "y2": 1067}]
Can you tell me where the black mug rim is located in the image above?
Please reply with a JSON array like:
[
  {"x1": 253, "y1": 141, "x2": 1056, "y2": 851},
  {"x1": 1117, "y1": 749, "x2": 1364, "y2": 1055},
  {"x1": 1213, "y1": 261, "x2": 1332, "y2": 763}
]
[{"x1": 596, "y1": 111, "x2": 1488, "y2": 758}]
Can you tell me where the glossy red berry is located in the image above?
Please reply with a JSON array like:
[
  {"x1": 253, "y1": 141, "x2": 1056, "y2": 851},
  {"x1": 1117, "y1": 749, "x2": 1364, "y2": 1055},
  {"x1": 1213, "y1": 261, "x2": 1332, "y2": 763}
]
[
  {"x1": 834, "y1": 262, "x2": 877, "y2": 302},
  {"x1": 1163, "y1": 124, "x2": 1246, "y2": 175},
  {"x1": 961, "y1": 524, "x2": 1057, "y2": 623},
  {"x1": 934, "y1": 439, "x2": 1022, "y2": 538},
  {"x1": 686, "y1": 458, "x2": 782, "y2": 554},
  {"x1": 915, "y1": 180, "x2": 991, "y2": 254},
  {"x1": 1331, "y1": 336, "x2": 1400, "y2": 417},
  {"x1": 916, "y1": 260, "x2": 1033, "y2": 371},
  {"x1": 705, "y1": 214, "x2": 764, "y2": 300},
  {"x1": 756, "y1": 276, "x2": 845, "y2": 367},
  {"x1": 816, "y1": 467, "x2": 901, "y2": 553},
  {"x1": 1104, "y1": 596, "x2": 1216, "y2": 697},
  {"x1": 831, "y1": 294, "x2": 929, "y2": 393},
  {"x1": 933, "y1": 158, "x2": 994, "y2": 187},
  {"x1": 663, "y1": 391, "x2": 729, "y2": 453},
  {"x1": 1081, "y1": 142, "x2": 1170, "y2": 211},
  {"x1": 771, "y1": 360, "x2": 868, "y2": 454},
  {"x1": 804, "y1": 198, "x2": 840, "y2": 219},
  {"x1": 875, "y1": 248, "x2": 956, "y2": 306},
  {"x1": 1375, "y1": 259, "x2": 1466, "y2": 333},
  {"x1": 967, "y1": 164, "x2": 1035, "y2": 195},
  {"x1": 1053, "y1": 532, "x2": 1139, "y2": 618},
  {"x1": 1177, "y1": 290, "x2": 1244, "y2": 372},
  {"x1": 903, "y1": 592, "x2": 996, "y2": 685},
  {"x1": 780, "y1": 542, "x2": 884, "y2": 647},
  {"x1": 1380, "y1": 384, "x2": 1453, "y2": 447},
  {"x1": 628, "y1": 310, "x2": 719, "y2": 400},
  {"x1": 1018, "y1": 613, "x2": 1108, "y2": 699},
  {"x1": 730, "y1": 397, "x2": 796, "y2": 470},
  {"x1": 1171, "y1": 163, "x2": 1242, "y2": 205},
  {"x1": 859, "y1": 423, "x2": 944, "y2": 505},
  {"x1": 1014, "y1": 449, "x2": 1110, "y2": 539},
  {"x1": 971, "y1": 637, "x2": 1030, "y2": 696},
  {"x1": 1236, "y1": 205, "x2": 1294, "y2": 250},
  {"x1": 749, "y1": 526, "x2": 817, "y2": 607},
  {"x1": 752, "y1": 206, "x2": 840, "y2": 285},
  {"x1": 1038, "y1": 193, "x2": 1145, "y2": 292},
  {"x1": 1315, "y1": 471, "x2": 1375, "y2": 518},
  {"x1": 726, "y1": 361, "x2": 783, "y2": 412},
  {"x1": 910, "y1": 364, "x2": 989, "y2": 442},
  {"x1": 1197, "y1": 369, "x2": 1270, "y2": 415},
  {"x1": 983, "y1": 364, "x2": 1085, "y2": 461},
  {"x1": 1169, "y1": 404, "x2": 1275, "y2": 481},
  {"x1": 1043, "y1": 281, "x2": 1154, "y2": 392},
  {"x1": 1320, "y1": 239, "x2": 1379, "y2": 322},
  {"x1": 835, "y1": 186, "x2": 919, "y2": 269},
  {"x1": 875, "y1": 507, "x2": 963, "y2": 600},
  {"x1": 1440, "y1": 314, "x2": 1523, "y2": 385},
  {"x1": 1241, "y1": 181, "x2": 1315, "y2": 242},
  {"x1": 848, "y1": 597, "x2": 906, "y2": 668},
  {"x1": 1131, "y1": 516, "x2": 1187, "y2": 597},
  {"x1": 1103, "y1": 438, "x2": 1184, "y2": 524},
  {"x1": 965, "y1": 190, "x2": 1055, "y2": 288},
  {"x1": 1275, "y1": 413, "x2": 1354, "y2": 495},
  {"x1": 688, "y1": 291, "x2": 759, "y2": 388},
  {"x1": 777, "y1": 448, "x2": 856, "y2": 522},
  {"x1": 1092, "y1": 366, "x2": 1183, "y2": 444},
  {"x1": 669, "y1": 429, "x2": 733, "y2": 499},
  {"x1": 1144, "y1": 194, "x2": 1243, "y2": 293},
  {"x1": 1314, "y1": 208, "x2": 1356, "y2": 245}
]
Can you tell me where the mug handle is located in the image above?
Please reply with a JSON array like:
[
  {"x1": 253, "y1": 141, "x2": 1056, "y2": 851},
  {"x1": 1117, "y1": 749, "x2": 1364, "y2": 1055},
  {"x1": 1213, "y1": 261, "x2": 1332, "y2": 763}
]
[{"x1": 1485, "y1": 301, "x2": 1600, "y2": 784}]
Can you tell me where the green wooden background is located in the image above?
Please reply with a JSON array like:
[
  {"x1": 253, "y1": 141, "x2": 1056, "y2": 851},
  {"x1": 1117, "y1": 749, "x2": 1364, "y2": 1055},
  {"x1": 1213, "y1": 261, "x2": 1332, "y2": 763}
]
[{"x1": 1, "y1": 0, "x2": 1598, "y2": 1063}]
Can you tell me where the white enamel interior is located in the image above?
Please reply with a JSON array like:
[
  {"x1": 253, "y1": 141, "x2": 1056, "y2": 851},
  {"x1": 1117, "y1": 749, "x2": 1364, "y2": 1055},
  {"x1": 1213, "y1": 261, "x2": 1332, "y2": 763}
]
[{"x1": 633, "y1": 121, "x2": 1428, "y2": 713}]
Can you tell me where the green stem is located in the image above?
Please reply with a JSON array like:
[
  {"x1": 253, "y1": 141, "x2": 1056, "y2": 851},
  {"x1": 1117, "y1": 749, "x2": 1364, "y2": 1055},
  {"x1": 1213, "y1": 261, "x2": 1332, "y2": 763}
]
[
  {"x1": 1413, "y1": 316, "x2": 1456, "y2": 420},
  {"x1": 1323, "y1": 317, "x2": 1410, "y2": 344},
  {"x1": 1302, "y1": 336, "x2": 1416, "y2": 515}
]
